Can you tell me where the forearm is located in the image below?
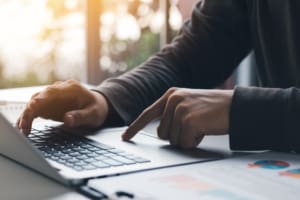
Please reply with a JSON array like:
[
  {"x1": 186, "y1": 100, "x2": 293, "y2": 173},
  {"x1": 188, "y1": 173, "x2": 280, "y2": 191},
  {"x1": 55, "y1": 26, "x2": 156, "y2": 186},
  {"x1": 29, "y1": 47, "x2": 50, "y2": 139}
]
[
  {"x1": 229, "y1": 86, "x2": 300, "y2": 152},
  {"x1": 96, "y1": 0, "x2": 251, "y2": 125},
  {"x1": 94, "y1": 55, "x2": 184, "y2": 125}
]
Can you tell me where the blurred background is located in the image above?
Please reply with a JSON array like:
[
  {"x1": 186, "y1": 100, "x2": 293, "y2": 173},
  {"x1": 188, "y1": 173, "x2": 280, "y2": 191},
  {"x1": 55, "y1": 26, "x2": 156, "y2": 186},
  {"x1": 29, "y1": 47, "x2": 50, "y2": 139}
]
[
  {"x1": 0, "y1": 0, "x2": 255, "y2": 89},
  {"x1": 0, "y1": 0, "x2": 198, "y2": 88}
]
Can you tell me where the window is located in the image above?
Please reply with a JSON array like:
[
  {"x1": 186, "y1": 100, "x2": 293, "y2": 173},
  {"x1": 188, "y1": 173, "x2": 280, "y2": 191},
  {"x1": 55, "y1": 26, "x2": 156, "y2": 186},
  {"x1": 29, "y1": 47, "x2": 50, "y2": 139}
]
[
  {"x1": 87, "y1": 0, "x2": 184, "y2": 84},
  {"x1": 0, "y1": 0, "x2": 86, "y2": 88},
  {"x1": 0, "y1": 0, "x2": 184, "y2": 88}
]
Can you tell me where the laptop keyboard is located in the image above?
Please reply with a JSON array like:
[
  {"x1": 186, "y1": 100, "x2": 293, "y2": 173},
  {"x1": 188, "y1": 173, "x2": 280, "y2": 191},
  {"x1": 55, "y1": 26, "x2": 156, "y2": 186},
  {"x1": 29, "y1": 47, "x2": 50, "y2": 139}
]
[{"x1": 28, "y1": 126, "x2": 150, "y2": 171}]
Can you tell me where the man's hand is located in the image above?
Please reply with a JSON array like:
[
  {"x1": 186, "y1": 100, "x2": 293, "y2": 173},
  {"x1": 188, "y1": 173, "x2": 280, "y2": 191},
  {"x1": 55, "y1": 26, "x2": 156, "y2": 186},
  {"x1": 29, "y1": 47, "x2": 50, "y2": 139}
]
[
  {"x1": 17, "y1": 80, "x2": 109, "y2": 134},
  {"x1": 123, "y1": 88, "x2": 233, "y2": 149}
]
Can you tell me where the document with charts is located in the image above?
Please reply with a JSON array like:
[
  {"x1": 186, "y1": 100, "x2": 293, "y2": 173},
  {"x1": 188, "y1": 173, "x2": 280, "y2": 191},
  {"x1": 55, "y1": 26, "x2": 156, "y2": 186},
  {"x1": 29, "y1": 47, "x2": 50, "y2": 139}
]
[{"x1": 89, "y1": 152, "x2": 300, "y2": 200}]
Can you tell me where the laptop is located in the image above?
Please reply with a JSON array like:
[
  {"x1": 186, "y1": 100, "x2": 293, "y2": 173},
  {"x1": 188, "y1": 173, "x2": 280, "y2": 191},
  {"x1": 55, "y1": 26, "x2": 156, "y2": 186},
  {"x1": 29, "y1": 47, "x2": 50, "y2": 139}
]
[{"x1": 0, "y1": 101, "x2": 223, "y2": 196}]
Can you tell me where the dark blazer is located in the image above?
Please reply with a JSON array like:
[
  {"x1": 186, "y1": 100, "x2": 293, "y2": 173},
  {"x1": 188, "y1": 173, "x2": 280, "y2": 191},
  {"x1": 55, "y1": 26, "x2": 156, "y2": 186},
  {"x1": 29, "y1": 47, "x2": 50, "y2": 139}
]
[{"x1": 96, "y1": 0, "x2": 300, "y2": 152}]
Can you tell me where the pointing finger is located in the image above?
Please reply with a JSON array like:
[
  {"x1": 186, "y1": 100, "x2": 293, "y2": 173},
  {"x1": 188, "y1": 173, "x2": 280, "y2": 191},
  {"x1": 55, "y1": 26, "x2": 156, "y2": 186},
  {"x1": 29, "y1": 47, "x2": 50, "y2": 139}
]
[{"x1": 122, "y1": 96, "x2": 167, "y2": 141}]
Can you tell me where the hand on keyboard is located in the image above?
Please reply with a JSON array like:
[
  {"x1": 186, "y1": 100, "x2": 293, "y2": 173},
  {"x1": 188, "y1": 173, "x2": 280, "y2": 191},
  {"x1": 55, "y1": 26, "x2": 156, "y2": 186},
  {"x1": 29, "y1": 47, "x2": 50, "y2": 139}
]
[{"x1": 17, "y1": 80, "x2": 109, "y2": 135}]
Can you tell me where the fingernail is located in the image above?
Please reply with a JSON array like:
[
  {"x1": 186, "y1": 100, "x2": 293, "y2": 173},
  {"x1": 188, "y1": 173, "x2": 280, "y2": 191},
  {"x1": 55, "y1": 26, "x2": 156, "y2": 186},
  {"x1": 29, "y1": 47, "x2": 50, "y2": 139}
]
[
  {"x1": 121, "y1": 132, "x2": 129, "y2": 141},
  {"x1": 20, "y1": 129, "x2": 29, "y2": 135},
  {"x1": 20, "y1": 119, "x2": 27, "y2": 129},
  {"x1": 66, "y1": 114, "x2": 74, "y2": 127}
]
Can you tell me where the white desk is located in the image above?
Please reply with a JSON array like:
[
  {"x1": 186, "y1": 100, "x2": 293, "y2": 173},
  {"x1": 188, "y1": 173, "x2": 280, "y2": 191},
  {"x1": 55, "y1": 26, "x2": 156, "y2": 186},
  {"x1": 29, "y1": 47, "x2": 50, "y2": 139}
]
[{"x1": 0, "y1": 86, "x2": 234, "y2": 200}]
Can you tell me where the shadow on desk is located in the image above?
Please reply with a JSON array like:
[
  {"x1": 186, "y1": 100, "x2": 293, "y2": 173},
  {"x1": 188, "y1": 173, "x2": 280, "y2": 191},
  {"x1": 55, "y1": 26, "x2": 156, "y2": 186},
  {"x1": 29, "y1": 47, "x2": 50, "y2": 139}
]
[{"x1": 159, "y1": 145, "x2": 228, "y2": 159}]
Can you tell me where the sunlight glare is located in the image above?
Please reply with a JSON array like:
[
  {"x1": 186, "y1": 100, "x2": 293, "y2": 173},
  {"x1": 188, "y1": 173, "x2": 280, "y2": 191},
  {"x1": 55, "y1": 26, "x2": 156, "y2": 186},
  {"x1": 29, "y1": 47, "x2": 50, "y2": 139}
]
[
  {"x1": 116, "y1": 13, "x2": 141, "y2": 41},
  {"x1": 139, "y1": 0, "x2": 152, "y2": 3},
  {"x1": 65, "y1": 0, "x2": 79, "y2": 10},
  {"x1": 101, "y1": 11, "x2": 115, "y2": 26},
  {"x1": 150, "y1": 11, "x2": 164, "y2": 33},
  {"x1": 169, "y1": 5, "x2": 182, "y2": 31}
]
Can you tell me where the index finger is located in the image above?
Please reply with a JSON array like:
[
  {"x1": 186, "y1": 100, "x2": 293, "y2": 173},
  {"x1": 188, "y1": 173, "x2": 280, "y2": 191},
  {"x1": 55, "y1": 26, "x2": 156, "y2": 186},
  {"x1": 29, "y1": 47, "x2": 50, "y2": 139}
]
[
  {"x1": 17, "y1": 99, "x2": 39, "y2": 135},
  {"x1": 122, "y1": 98, "x2": 166, "y2": 141}
]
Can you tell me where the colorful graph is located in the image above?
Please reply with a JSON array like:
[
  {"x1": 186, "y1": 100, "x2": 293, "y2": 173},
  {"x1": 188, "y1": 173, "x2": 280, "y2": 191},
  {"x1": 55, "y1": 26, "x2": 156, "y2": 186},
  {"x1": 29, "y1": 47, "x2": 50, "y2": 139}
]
[
  {"x1": 248, "y1": 160, "x2": 290, "y2": 169},
  {"x1": 153, "y1": 174, "x2": 213, "y2": 191},
  {"x1": 153, "y1": 175, "x2": 251, "y2": 199},
  {"x1": 280, "y1": 168, "x2": 300, "y2": 179}
]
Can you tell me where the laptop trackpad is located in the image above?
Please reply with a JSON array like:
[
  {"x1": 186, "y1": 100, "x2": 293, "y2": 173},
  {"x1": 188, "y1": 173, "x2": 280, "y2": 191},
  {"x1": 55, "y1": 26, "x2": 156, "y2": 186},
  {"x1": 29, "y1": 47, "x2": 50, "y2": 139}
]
[{"x1": 84, "y1": 127, "x2": 227, "y2": 167}]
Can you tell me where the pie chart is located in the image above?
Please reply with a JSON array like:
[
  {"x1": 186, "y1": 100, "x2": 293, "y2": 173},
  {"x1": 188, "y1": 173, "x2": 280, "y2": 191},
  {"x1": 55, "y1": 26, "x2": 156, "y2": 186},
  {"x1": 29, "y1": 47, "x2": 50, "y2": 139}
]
[{"x1": 248, "y1": 160, "x2": 290, "y2": 169}]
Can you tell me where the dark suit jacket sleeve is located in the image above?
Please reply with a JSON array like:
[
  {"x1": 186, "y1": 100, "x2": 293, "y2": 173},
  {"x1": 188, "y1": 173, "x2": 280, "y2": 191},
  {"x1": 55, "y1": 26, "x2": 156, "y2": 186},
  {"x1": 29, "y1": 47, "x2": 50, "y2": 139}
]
[
  {"x1": 230, "y1": 87, "x2": 300, "y2": 152},
  {"x1": 94, "y1": 0, "x2": 300, "y2": 152},
  {"x1": 95, "y1": 0, "x2": 251, "y2": 125}
]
